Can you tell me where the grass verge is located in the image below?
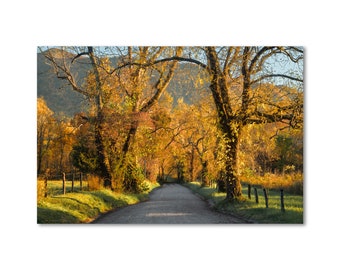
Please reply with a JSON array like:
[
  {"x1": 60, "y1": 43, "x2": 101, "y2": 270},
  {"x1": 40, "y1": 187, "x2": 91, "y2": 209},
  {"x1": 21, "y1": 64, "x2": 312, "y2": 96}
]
[
  {"x1": 183, "y1": 182, "x2": 303, "y2": 224},
  {"x1": 37, "y1": 181, "x2": 159, "y2": 224}
]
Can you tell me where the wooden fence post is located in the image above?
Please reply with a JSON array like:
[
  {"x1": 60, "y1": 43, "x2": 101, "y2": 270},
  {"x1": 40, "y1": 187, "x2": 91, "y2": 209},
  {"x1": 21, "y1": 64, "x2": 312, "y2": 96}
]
[
  {"x1": 44, "y1": 170, "x2": 50, "y2": 197},
  {"x1": 44, "y1": 178, "x2": 48, "y2": 198},
  {"x1": 72, "y1": 173, "x2": 75, "y2": 192},
  {"x1": 80, "y1": 172, "x2": 83, "y2": 191},
  {"x1": 254, "y1": 187, "x2": 259, "y2": 204},
  {"x1": 62, "y1": 172, "x2": 66, "y2": 195},
  {"x1": 280, "y1": 189, "x2": 285, "y2": 212},
  {"x1": 263, "y1": 188, "x2": 268, "y2": 208},
  {"x1": 248, "y1": 184, "x2": 251, "y2": 199}
]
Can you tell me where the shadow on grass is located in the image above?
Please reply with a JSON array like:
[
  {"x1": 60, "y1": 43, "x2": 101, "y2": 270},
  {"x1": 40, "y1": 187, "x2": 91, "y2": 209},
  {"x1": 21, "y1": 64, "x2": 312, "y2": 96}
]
[
  {"x1": 183, "y1": 182, "x2": 303, "y2": 224},
  {"x1": 60, "y1": 196, "x2": 102, "y2": 217},
  {"x1": 216, "y1": 199, "x2": 303, "y2": 224},
  {"x1": 37, "y1": 207, "x2": 80, "y2": 224},
  {"x1": 89, "y1": 191, "x2": 129, "y2": 208}
]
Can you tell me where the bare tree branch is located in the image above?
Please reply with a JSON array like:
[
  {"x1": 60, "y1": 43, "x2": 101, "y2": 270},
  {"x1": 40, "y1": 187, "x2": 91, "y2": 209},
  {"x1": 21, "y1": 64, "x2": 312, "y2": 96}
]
[
  {"x1": 71, "y1": 52, "x2": 90, "y2": 63},
  {"x1": 140, "y1": 47, "x2": 184, "y2": 112},
  {"x1": 111, "y1": 55, "x2": 207, "y2": 74},
  {"x1": 250, "y1": 74, "x2": 303, "y2": 85},
  {"x1": 43, "y1": 51, "x2": 91, "y2": 97}
]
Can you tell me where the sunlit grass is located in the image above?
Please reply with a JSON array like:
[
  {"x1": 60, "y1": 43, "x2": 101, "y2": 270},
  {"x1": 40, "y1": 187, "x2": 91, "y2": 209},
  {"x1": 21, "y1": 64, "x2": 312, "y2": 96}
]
[
  {"x1": 37, "y1": 179, "x2": 89, "y2": 199},
  {"x1": 183, "y1": 182, "x2": 303, "y2": 224},
  {"x1": 37, "y1": 180, "x2": 160, "y2": 224}
]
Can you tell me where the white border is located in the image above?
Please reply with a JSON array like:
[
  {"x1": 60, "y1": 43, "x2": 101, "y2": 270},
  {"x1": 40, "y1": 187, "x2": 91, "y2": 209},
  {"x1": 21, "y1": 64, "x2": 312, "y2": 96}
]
[{"x1": 1, "y1": 0, "x2": 339, "y2": 269}]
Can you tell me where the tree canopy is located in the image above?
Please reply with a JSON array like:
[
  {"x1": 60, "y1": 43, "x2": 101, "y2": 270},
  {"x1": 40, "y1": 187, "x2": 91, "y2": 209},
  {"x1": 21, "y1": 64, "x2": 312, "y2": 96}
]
[{"x1": 38, "y1": 46, "x2": 303, "y2": 199}]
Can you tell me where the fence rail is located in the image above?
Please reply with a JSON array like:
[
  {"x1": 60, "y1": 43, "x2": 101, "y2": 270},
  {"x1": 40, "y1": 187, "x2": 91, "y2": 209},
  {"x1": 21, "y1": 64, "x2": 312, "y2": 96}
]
[
  {"x1": 37, "y1": 172, "x2": 88, "y2": 197},
  {"x1": 38, "y1": 172, "x2": 87, "y2": 181},
  {"x1": 190, "y1": 178, "x2": 290, "y2": 212},
  {"x1": 244, "y1": 183, "x2": 285, "y2": 212},
  {"x1": 39, "y1": 174, "x2": 288, "y2": 212}
]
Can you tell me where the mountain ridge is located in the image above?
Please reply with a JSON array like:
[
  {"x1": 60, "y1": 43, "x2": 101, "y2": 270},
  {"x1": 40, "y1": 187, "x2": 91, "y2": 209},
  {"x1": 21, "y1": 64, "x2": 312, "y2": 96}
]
[{"x1": 37, "y1": 50, "x2": 210, "y2": 117}]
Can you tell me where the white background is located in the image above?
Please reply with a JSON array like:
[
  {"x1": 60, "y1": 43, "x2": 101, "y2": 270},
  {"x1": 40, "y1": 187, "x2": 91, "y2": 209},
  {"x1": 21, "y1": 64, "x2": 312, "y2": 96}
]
[{"x1": 0, "y1": 0, "x2": 338, "y2": 269}]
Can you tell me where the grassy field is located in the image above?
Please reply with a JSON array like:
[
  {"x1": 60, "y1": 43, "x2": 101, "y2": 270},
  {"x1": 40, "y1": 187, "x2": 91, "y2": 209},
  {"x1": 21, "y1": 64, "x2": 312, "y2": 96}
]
[
  {"x1": 183, "y1": 182, "x2": 303, "y2": 224},
  {"x1": 37, "y1": 180, "x2": 160, "y2": 224},
  {"x1": 37, "y1": 178, "x2": 303, "y2": 224}
]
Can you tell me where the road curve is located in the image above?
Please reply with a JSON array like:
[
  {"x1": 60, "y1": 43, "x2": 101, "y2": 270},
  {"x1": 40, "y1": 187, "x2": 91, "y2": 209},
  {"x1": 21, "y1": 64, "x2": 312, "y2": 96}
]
[{"x1": 92, "y1": 183, "x2": 244, "y2": 224}]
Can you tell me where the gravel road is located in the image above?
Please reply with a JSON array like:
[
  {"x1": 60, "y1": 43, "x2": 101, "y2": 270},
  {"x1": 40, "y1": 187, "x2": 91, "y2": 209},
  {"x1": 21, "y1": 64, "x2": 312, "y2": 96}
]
[{"x1": 92, "y1": 183, "x2": 244, "y2": 224}]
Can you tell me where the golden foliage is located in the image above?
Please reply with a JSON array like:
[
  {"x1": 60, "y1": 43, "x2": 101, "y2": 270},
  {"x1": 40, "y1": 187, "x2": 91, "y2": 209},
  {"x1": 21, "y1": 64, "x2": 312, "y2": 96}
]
[{"x1": 87, "y1": 175, "x2": 102, "y2": 191}]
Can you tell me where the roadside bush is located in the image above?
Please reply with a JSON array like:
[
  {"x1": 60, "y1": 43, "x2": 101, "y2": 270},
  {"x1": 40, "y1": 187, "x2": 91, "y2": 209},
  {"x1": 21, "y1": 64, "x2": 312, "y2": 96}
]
[
  {"x1": 37, "y1": 179, "x2": 46, "y2": 199},
  {"x1": 285, "y1": 179, "x2": 303, "y2": 195},
  {"x1": 87, "y1": 174, "x2": 102, "y2": 191},
  {"x1": 241, "y1": 172, "x2": 303, "y2": 195},
  {"x1": 122, "y1": 162, "x2": 148, "y2": 193}
]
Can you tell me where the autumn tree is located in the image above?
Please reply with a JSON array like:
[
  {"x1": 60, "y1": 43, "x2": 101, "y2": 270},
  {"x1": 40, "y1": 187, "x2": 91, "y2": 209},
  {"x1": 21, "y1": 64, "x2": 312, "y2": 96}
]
[
  {"x1": 40, "y1": 46, "x2": 183, "y2": 191},
  {"x1": 142, "y1": 46, "x2": 303, "y2": 201},
  {"x1": 133, "y1": 91, "x2": 174, "y2": 183},
  {"x1": 37, "y1": 97, "x2": 75, "y2": 175},
  {"x1": 114, "y1": 47, "x2": 183, "y2": 155},
  {"x1": 40, "y1": 46, "x2": 303, "y2": 199},
  {"x1": 239, "y1": 122, "x2": 301, "y2": 176},
  {"x1": 168, "y1": 97, "x2": 221, "y2": 185},
  {"x1": 40, "y1": 47, "x2": 117, "y2": 187},
  {"x1": 37, "y1": 97, "x2": 54, "y2": 175}
]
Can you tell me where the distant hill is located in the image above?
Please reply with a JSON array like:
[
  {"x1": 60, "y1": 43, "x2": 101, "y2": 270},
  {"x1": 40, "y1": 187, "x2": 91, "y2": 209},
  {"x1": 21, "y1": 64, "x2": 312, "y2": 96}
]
[
  {"x1": 37, "y1": 50, "x2": 92, "y2": 117},
  {"x1": 37, "y1": 49, "x2": 210, "y2": 117}
]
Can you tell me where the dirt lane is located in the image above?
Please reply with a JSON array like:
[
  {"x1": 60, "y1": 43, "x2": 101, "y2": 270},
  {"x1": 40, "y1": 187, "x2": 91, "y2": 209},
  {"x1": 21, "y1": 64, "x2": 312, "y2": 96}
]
[{"x1": 92, "y1": 184, "x2": 244, "y2": 224}]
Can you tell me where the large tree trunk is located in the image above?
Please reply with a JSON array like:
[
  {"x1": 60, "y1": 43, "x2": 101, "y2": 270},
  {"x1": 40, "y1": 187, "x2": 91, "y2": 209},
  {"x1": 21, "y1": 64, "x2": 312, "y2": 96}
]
[
  {"x1": 88, "y1": 47, "x2": 112, "y2": 188},
  {"x1": 121, "y1": 123, "x2": 138, "y2": 160},
  {"x1": 205, "y1": 46, "x2": 242, "y2": 201},
  {"x1": 189, "y1": 144, "x2": 195, "y2": 182},
  {"x1": 221, "y1": 122, "x2": 243, "y2": 201},
  {"x1": 94, "y1": 112, "x2": 112, "y2": 188}
]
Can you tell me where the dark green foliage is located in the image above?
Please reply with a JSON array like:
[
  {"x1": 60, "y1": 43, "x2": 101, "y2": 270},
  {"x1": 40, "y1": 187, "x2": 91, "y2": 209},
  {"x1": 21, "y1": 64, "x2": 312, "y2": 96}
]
[
  {"x1": 70, "y1": 143, "x2": 99, "y2": 174},
  {"x1": 122, "y1": 159, "x2": 149, "y2": 193},
  {"x1": 274, "y1": 134, "x2": 303, "y2": 173}
]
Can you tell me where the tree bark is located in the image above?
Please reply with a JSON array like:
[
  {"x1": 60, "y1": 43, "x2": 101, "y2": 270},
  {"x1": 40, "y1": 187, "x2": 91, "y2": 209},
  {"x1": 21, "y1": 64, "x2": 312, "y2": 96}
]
[
  {"x1": 94, "y1": 113, "x2": 112, "y2": 187},
  {"x1": 221, "y1": 122, "x2": 243, "y2": 200},
  {"x1": 88, "y1": 47, "x2": 112, "y2": 188},
  {"x1": 120, "y1": 47, "x2": 183, "y2": 168},
  {"x1": 206, "y1": 46, "x2": 243, "y2": 201},
  {"x1": 189, "y1": 144, "x2": 195, "y2": 182}
]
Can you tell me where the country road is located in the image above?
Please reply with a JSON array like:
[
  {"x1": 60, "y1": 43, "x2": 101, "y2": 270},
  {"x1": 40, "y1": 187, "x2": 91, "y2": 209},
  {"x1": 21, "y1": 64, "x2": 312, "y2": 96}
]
[{"x1": 92, "y1": 183, "x2": 244, "y2": 224}]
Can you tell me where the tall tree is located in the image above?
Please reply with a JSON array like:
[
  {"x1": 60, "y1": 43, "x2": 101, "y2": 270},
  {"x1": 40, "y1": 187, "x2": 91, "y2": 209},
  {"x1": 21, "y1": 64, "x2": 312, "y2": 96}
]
[
  {"x1": 117, "y1": 47, "x2": 183, "y2": 157},
  {"x1": 41, "y1": 46, "x2": 113, "y2": 187},
  {"x1": 206, "y1": 47, "x2": 303, "y2": 200},
  {"x1": 110, "y1": 47, "x2": 183, "y2": 191},
  {"x1": 143, "y1": 46, "x2": 303, "y2": 201},
  {"x1": 40, "y1": 46, "x2": 183, "y2": 191}
]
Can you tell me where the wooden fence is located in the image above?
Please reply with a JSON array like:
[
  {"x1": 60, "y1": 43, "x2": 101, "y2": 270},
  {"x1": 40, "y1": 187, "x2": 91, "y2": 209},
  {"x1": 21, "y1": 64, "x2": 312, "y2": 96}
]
[
  {"x1": 245, "y1": 183, "x2": 285, "y2": 212},
  {"x1": 39, "y1": 173, "x2": 287, "y2": 212},
  {"x1": 38, "y1": 172, "x2": 88, "y2": 197}
]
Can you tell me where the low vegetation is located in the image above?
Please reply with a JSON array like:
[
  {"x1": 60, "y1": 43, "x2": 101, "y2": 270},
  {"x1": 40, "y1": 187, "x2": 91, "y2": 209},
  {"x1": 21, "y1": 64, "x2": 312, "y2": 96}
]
[
  {"x1": 37, "y1": 180, "x2": 159, "y2": 224},
  {"x1": 241, "y1": 172, "x2": 303, "y2": 195},
  {"x1": 183, "y1": 181, "x2": 303, "y2": 224}
]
